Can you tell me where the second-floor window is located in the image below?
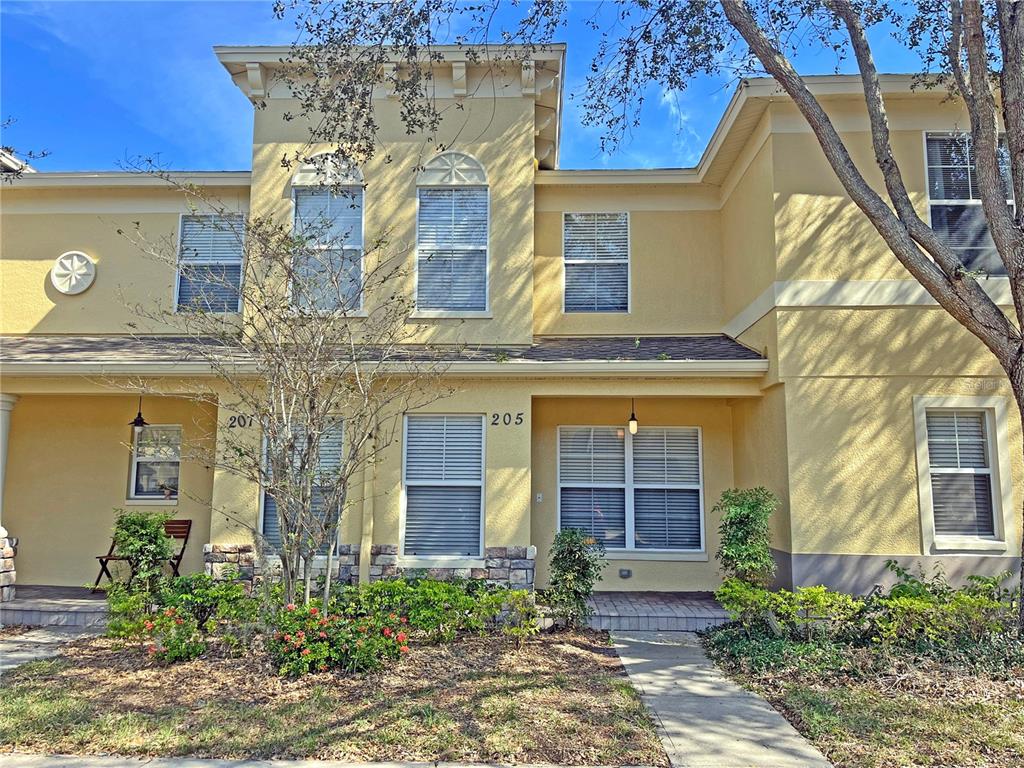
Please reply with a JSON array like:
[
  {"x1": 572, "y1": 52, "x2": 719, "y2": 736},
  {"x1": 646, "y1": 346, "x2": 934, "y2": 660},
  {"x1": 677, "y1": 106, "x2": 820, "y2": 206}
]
[
  {"x1": 293, "y1": 186, "x2": 364, "y2": 311},
  {"x1": 416, "y1": 152, "x2": 489, "y2": 313},
  {"x1": 176, "y1": 214, "x2": 243, "y2": 312},
  {"x1": 563, "y1": 212, "x2": 629, "y2": 312},
  {"x1": 926, "y1": 133, "x2": 1013, "y2": 276}
]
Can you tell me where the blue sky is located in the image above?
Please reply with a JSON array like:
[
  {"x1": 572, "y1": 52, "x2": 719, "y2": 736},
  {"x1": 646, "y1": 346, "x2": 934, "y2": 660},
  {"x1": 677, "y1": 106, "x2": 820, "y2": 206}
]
[{"x1": 2, "y1": 1, "x2": 921, "y2": 172}]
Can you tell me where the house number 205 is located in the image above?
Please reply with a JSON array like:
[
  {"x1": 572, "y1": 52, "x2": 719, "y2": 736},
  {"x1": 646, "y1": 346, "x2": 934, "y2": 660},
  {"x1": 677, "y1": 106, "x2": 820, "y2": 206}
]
[{"x1": 491, "y1": 412, "x2": 525, "y2": 426}]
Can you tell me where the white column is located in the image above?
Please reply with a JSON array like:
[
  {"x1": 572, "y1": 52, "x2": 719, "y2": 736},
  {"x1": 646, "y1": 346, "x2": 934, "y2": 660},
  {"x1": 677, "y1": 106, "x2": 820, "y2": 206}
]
[{"x1": 0, "y1": 394, "x2": 18, "y2": 529}]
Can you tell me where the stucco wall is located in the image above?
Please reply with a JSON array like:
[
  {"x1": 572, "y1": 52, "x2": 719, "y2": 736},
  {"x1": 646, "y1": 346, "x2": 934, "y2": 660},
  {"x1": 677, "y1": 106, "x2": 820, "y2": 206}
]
[
  {"x1": 4, "y1": 394, "x2": 216, "y2": 586},
  {"x1": 0, "y1": 186, "x2": 249, "y2": 335},
  {"x1": 533, "y1": 185, "x2": 724, "y2": 335},
  {"x1": 530, "y1": 396, "x2": 736, "y2": 592}
]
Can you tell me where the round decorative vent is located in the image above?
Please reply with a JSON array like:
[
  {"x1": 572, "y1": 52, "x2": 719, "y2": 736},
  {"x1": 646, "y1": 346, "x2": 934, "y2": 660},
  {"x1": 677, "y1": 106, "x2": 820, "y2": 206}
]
[{"x1": 51, "y1": 251, "x2": 96, "y2": 295}]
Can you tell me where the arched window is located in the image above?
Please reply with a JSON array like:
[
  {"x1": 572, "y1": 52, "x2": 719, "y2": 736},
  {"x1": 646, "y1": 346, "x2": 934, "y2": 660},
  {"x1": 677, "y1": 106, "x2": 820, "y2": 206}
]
[
  {"x1": 415, "y1": 152, "x2": 489, "y2": 313},
  {"x1": 291, "y1": 154, "x2": 365, "y2": 311}
]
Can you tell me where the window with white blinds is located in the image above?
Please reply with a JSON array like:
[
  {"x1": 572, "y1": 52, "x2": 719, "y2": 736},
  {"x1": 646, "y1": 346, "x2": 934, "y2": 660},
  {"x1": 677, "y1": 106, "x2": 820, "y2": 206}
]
[
  {"x1": 563, "y1": 212, "x2": 629, "y2": 313},
  {"x1": 416, "y1": 188, "x2": 488, "y2": 311},
  {"x1": 292, "y1": 187, "x2": 363, "y2": 310},
  {"x1": 403, "y1": 414, "x2": 484, "y2": 557},
  {"x1": 558, "y1": 425, "x2": 703, "y2": 551},
  {"x1": 129, "y1": 425, "x2": 181, "y2": 500},
  {"x1": 926, "y1": 134, "x2": 1013, "y2": 275},
  {"x1": 925, "y1": 410, "x2": 996, "y2": 538},
  {"x1": 176, "y1": 215, "x2": 244, "y2": 312},
  {"x1": 261, "y1": 420, "x2": 344, "y2": 555}
]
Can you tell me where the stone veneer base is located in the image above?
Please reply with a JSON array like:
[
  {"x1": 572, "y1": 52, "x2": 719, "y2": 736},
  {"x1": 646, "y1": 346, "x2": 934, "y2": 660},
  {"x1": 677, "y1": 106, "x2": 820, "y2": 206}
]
[{"x1": 0, "y1": 525, "x2": 17, "y2": 603}]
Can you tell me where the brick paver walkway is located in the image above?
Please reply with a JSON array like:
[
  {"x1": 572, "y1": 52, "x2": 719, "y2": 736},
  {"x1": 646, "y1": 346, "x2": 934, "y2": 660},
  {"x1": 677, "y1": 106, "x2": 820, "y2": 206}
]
[{"x1": 588, "y1": 591, "x2": 729, "y2": 632}]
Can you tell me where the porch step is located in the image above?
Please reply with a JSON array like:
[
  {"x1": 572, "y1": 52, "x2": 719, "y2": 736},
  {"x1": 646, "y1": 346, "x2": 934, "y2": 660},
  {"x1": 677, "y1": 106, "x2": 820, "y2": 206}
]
[
  {"x1": 586, "y1": 591, "x2": 730, "y2": 633},
  {"x1": 0, "y1": 586, "x2": 108, "y2": 629}
]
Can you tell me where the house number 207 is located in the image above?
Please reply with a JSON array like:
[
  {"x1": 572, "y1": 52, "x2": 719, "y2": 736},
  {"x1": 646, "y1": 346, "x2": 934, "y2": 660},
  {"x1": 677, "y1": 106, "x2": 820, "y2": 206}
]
[
  {"x1": 491, "y1": 412, "x2": 524, "y2": 426},
  {"x1": 227, "y1": 415, "x2": 252, "y2": 428}
]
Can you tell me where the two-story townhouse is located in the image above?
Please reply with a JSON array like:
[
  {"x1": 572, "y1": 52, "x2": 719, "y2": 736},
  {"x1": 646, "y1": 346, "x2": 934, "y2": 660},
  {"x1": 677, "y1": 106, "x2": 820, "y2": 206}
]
[{"x1": 0, "y1": 46, "x2": 1019, "y2": 601}]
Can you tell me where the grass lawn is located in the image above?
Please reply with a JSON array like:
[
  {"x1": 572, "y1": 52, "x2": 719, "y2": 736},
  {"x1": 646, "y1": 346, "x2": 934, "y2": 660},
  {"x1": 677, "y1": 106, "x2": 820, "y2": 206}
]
[
  {"x1": 710, "y1": 650, "x2": 1024, "y2": 768},
  {"x1": 0, "y1": 630, "x2": 666, "y2": 765}
]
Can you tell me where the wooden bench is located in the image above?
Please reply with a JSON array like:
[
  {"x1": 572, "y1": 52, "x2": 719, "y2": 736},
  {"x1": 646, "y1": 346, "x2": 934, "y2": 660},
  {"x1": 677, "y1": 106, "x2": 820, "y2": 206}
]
[{"x1": 92, "y1": 519, "x2": 192, "y2": 592}]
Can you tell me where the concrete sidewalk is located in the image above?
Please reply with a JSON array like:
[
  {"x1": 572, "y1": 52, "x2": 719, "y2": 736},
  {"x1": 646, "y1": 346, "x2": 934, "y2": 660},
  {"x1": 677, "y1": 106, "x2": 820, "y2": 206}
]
[
  {"x1": 0, "y1": 627, "x2": 100, "y2": 676},
  {"x1": 613, "y1": 631, "x2": 832, "y2": 768}
]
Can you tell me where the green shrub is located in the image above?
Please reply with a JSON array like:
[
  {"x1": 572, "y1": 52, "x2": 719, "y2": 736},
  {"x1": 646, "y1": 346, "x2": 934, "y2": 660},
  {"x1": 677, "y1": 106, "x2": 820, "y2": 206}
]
[
  {"x1": 105, "y1": 582, "x2": 149, "y2": 639},
  {"x1": 269, "y1": 601, "x2": 408, "y2": 676},
  {"x1": 141, "y1": 606, "x2": 206, "y2": 663},
  {"x1": 716, "y1": 578, "x2": 865, "y2": 642},
  {"x1": 497, "y1": 588, "x2": 541, "y2": 648},
  {"x1": 158, "y1": 572, "x2": 256, "y2": 629},
  {"x1": 714, "y1": 488, "x2": 778, "y2": 586},
  {"x1": 549, "y1": 528, "x2": 606, "y2": 628},
  {"x1": 704, "y1": 624, "x2": 856, "y2": 676},
  {"x1": 112, "y1": 509, "x2": 175, "y2": 592}
]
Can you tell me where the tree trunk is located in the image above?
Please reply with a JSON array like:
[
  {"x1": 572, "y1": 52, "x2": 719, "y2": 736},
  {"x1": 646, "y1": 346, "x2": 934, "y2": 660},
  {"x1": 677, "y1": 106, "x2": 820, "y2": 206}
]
[{"x1": 1010, "y1": 362, "x2": 1024, "y2": 633}]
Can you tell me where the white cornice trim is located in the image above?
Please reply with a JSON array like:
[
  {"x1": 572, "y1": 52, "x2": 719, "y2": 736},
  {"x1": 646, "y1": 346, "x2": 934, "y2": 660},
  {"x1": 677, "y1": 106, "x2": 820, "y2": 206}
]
[
  {"x1": 8, "y1": 171, "x2": 252, "y2": 189},
  {"x1": 0, "y1": 358, "x2": 768, "y2": 379},
  {"x1": 725, "y1": 278, "x2": 1013, "y2": 338}
]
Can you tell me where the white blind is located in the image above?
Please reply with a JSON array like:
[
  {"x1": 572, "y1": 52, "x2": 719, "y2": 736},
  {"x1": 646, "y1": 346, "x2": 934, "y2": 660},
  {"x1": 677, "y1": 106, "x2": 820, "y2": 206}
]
[
  {"x1": 632, "y1": 428, "x2": 700, "y2": 485},
  {"x1": 293, "y1": 187, "x2": 363, "y2": 247},
  {"x1": 131, "y1": 426, "x2": 181, "y2": 499},
  {"x1": 926, "y1": 134, "x2": 1012, "y2": 275},
  {"x1": 564, "y1": 213, "x2": 629, "y2": 312},
  {"x1": 558, "y1": 426, "x2": 626, "y2": 484},
  {"x1": 926, "y1": 410, "x2": 996, "y2": 538},
  {"x1": 177, "y1": 215, "x2": 243, "y2": 312},
  {"x1": 416, "y1": 188, "x2": 488, "y2": 311},
  {"x1": 404, "y1": 415, "x2": 484, "y2": 557},
  {"x1": 558, "y1": 426, "x2": 628, "y2": 548},
  {"x1": 262, "y1": 420, "x2": 344, "y2": 554}
]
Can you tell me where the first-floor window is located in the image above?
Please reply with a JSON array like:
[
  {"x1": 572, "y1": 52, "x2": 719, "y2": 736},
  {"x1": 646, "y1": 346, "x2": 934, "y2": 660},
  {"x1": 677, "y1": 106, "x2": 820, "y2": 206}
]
[
  {"x1": 261, "y1": 420, "x2": 344, "y2": 554},
  {"x1": 558, "y1": 425, "x2": 703, "y2": 551},
  {"x1": 130, "y1": 425, "x2": 181, "y2": 500},
  {"x1": 403, "y1": 414, "x2": 484, "y2": 557},
  {"x1": 925, "y1": 409, "x2": 996, "y2": 538}
]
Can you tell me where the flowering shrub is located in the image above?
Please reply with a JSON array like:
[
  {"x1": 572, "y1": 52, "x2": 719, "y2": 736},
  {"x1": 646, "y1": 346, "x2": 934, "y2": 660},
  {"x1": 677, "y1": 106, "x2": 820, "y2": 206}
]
[
  {"x1": 142, "y1": 607, "x2": 206, "y2": 663},
  {"x1": 269, "y1": 602, "x2": 409, "y2": 676}
]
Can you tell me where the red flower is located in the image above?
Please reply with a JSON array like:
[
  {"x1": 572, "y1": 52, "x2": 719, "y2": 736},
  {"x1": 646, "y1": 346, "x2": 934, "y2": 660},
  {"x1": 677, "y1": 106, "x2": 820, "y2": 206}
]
[
  {"x1": 144, "y1": 621, "x2": 155, "y2": 631},
  {"x1": 399, "y1": 617, "x2": 408, "y2": 624},
  {"x1": 399, "y1": 645, "x2": 410, "y2": 654},
  {"x1": 319, "y1": 618, "x2": 329, "y2": 626},
  {"x1": 163, "y1": 608, "x2": 175, "y2": 617},
  {"x1": 284, "y1": 634, "x2": 292, "y2": 643},
  {"x1": 301, "y1": 648, "x2": 311, "y2": 656},
  {"x1": 383, "y1": 627, "x2": 393, "y2": 637},
  {"x1": 318, "y1": 631, "x2": 327, "y2": 639},
  {"x1": 309, "y1": 607, "x2": 319, "y2": 616},
  {"x1": 396, "y1": 631, "x2": 407, "y2": 643},
  {"x1": 175, "y1": 617, "x2": 184, "y2": 625},
  {"x1": 358, "y1": 625, "x2": 367, "y2": 633},
  {"x1": 286, "y1": 603, "x2": 296, "y2": 611},
  {"x1": 297, "y1": 630, "x2": 305, "y2": 638},
  {"x1": 388, "y1": 612, "x2": 397, "y2": 620}
]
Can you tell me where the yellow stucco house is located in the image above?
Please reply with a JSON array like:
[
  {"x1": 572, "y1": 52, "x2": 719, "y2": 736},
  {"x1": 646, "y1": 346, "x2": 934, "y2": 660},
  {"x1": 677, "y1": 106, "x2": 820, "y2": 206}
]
[{"x1": 0, "y1": 45, "x2": 1019, "y2": 599}]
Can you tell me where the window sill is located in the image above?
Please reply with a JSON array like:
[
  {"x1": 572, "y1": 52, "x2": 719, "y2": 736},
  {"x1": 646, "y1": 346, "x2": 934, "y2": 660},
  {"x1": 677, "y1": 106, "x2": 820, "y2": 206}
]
[
  {"x1": 931, "y1": 537, "x2": 1008, "y2": 554},
  {"x1": 398, "y1": 556, "x2": 485, "y2": 569},
  {"x1": 124, "y1": 499, "x2": 179, "y2": 507},
  {"x1": 409, "y1": 311, "x2": 492, "y2": 320},
  {"x1": 604, "y1": 550, "x2": 708, "y2": 562}
]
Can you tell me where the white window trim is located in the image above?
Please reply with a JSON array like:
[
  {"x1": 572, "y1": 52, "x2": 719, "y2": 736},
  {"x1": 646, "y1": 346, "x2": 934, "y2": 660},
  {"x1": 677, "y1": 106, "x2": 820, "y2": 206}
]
[
  {"x1": 922, "y1": 132, "x2": 1014, "y2": 274},
  {"x1": 289, "y1": 186, "x2": 366, "y2": 314},
  {"x1": 912, "y1": 395, "x2": 1014, "y2": 554},
  {"x1": 556, "y1": 425, "x2": 705, "y2": 554},
  {"x1": 174, "y1": 213, "x2": 244, "y2": 314},
  {"x1": 128, "y1": 424, "x2": 181, "y2": 503},
  {"x1": 399, "y1": 413, "x2": 486, "y2": 561},
  {"x1": 561, "y1": 211, "x2": 631, "y2": 315},
  {"x1": 413, "y1": 185, "x2": 491, "y2": 317}
]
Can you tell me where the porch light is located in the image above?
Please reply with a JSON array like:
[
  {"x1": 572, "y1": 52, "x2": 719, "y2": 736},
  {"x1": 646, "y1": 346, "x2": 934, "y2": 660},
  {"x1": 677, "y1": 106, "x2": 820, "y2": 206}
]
[
  {"x1": 628, "y1": 398, "x2": 639, "y2": 435},
  {"x1": 130, "y1": 395, "x2": 148, "y2": 435}
]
